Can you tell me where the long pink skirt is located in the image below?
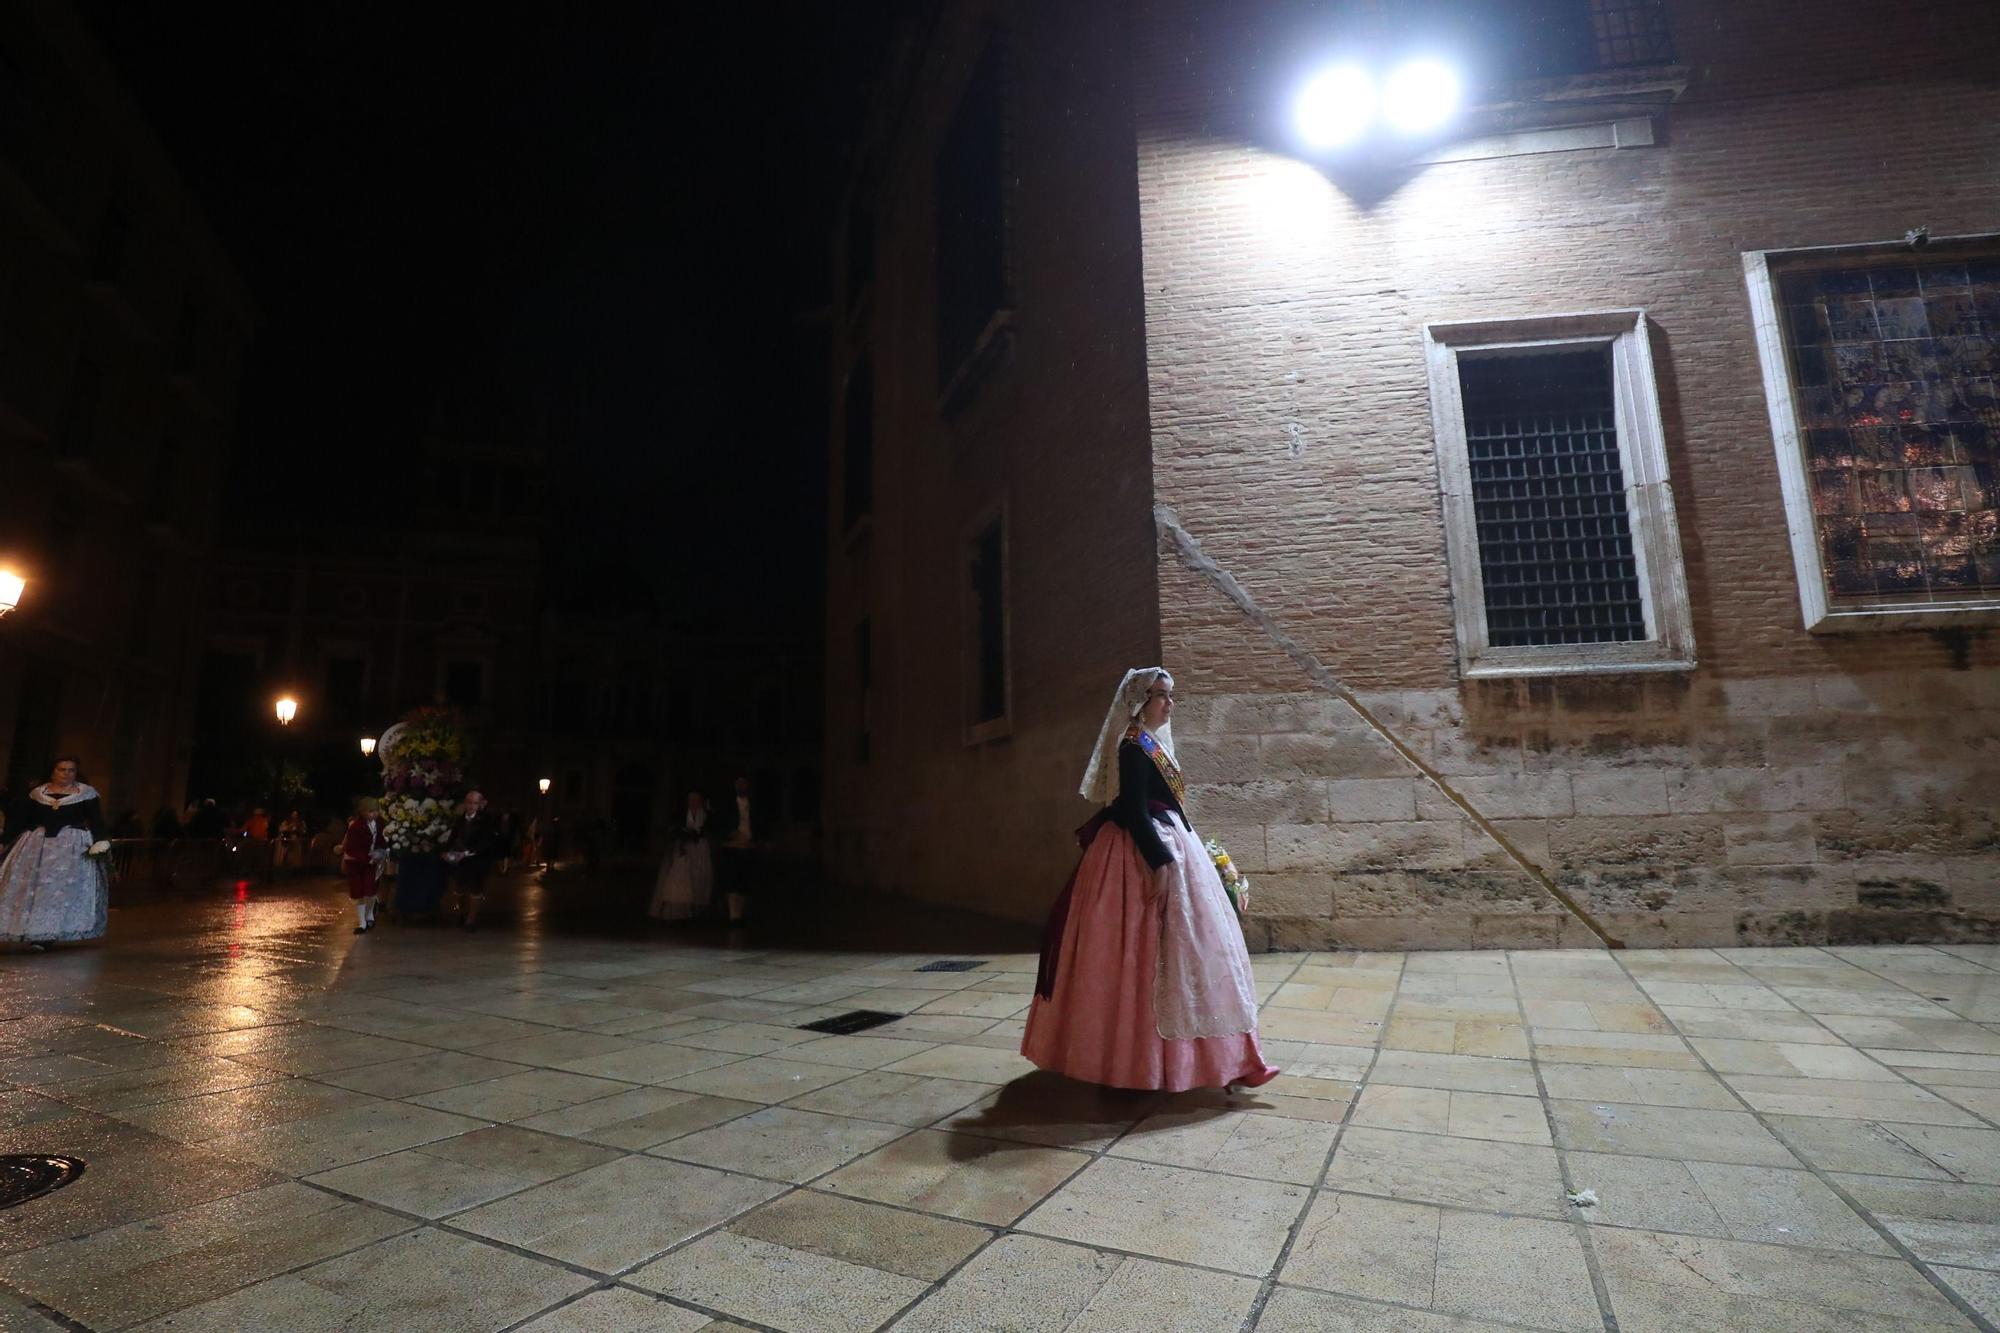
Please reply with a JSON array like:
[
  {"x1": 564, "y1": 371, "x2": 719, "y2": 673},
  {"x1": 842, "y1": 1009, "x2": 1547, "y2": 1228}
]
[{"x1": 1022, "y1": 823, "x2": 1276, "y2": 1092}]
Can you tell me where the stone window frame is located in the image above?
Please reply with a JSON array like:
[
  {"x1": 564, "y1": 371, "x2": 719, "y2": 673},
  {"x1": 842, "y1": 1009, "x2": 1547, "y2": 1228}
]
[
  {"x1": 1744, "y1": 234, "x2": 2000, "y2": 632},
  {"x1": 1423, "y1": 308, "x2": 1696, "y2": 679}
]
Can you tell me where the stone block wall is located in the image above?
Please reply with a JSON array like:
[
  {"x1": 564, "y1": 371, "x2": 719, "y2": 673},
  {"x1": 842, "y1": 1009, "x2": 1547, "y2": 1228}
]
[{"x1": 1175, "y1": 670, "x2": 2000, "y2": 950}]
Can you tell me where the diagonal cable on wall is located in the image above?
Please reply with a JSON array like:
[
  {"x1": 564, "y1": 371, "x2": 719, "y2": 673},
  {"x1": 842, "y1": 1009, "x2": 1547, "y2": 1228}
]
[{"x1": 1155, "y1": 503, "x2": 1626, "y2": 950}]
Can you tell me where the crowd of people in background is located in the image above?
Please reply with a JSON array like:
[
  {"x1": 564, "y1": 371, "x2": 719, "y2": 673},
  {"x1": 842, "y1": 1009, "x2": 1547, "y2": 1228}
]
[
  {"x1": 650, "y1": 775, "x2": 764, "y2": 927},
  {"x1": 340, "y1": 789, "x2": 522, "y2": 936},
  {"x1": 5, "y1": 759, "x2": 775, "y2": 949}
]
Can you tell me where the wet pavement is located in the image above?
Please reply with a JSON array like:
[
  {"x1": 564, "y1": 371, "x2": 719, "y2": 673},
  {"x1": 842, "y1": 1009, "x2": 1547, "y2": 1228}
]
[{"x1": 2, "y1": 874, "x2": 1999, "y2": 1330}]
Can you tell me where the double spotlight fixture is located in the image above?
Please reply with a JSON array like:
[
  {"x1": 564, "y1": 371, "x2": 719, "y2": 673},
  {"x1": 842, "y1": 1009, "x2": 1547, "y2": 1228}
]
[{"x1": 1294, "y1": 57, "x2": 1461, "y2": 152}]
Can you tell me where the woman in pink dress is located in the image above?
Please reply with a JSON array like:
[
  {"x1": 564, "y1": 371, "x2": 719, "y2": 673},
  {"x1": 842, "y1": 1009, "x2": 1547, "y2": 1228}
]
[{"x1": 1023, "y1": 667, "x2": 1279, "y2": 1092}]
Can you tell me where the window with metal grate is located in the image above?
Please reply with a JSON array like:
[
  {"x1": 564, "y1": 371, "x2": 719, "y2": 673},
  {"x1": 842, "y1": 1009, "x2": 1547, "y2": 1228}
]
[
  {"x1": 1458, "y1": 348, "x2": 1646, "y2": 647},
  {"x1": 1424, "y1": 309, "x2": 1694, "y2": 678},
  {"x1": 1325, "y1": 0, "x2": 1674, "y2": 80},
  {"x1": 1589, "y1": 0, "x2": 1676, "y2": 69}
]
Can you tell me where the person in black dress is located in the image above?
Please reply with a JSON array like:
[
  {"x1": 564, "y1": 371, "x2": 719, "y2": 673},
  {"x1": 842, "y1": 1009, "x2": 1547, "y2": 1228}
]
[{"x1": 0, "y1": 757, "x2": 111, "y2": 949}]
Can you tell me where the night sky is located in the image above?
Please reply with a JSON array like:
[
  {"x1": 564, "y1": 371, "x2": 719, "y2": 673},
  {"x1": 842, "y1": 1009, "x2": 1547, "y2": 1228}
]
[{"x1": 78, "y1": 1, "x2": 894, "y2": 621}]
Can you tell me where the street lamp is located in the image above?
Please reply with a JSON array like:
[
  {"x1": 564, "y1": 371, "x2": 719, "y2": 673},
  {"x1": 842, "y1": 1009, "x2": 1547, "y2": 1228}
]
[
  {"x1": 537, "y1": 777, "x2": 551, "y2": 795},
  {"x1": 359, "y1": 736, "x2": 377, "y2": 757},
  {"x1": 274, "y1": 696, "x2": 299, "y2": 726},
  {"x1": 0, "y1": 567, "x2": 24, "y2": 618}
]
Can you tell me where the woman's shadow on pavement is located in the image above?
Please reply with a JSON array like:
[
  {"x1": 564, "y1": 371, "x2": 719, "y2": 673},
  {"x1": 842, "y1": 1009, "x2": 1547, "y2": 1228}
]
[{"x1": 940, "y1": 1070, "x2": 1265, "y2": 1161}]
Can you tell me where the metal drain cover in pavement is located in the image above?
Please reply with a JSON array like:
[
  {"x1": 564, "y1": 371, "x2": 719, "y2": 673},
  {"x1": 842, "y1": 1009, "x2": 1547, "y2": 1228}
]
[
  {"x1": 798, "y1": 1010, "x2": 904, "y2": 1035},
  {"x1": 916, "y1": 960, "x2": 987, "y2": 973},
  {"x1": 0, "y1": 1156, "x2": 85, "y2": 1210}
]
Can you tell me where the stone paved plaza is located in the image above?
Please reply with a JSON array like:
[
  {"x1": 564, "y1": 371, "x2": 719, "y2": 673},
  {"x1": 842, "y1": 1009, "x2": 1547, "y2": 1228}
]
[{"x1": 3, "y1": 884, "x2": 1999, "y2": 1331}]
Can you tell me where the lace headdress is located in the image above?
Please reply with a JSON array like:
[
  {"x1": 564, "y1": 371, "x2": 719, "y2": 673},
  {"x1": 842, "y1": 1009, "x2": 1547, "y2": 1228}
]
[{"x1": 1078, "y1": 667, "x2": 1176, "y2": 805}]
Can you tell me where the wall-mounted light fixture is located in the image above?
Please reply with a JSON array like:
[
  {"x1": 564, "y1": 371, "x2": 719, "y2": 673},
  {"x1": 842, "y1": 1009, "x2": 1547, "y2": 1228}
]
[{"x1": 1295, "y1": 57, "x2": 1461, "y2": 152}]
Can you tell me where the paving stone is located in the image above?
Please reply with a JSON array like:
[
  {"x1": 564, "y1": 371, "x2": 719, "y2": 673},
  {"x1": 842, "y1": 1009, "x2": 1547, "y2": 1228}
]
[
  {"x1": 514, "y1": 1287, "x2": 718, "y2": 1331},
  {"x1": 890, "y1": 1233, "x2": 1260, "y2": 1333},
  {"x1": 1593, "y1": 1226, "x2": 1966, "y2": 1329},
  {"x1": 14, "y1": 904, "x2": 2000, "y2": 1332},
  {"x1": 1549, "y1": 1100, "x2": 1799, "y2": 1166},
  {"x1": 1110, "y1": 1104, "x2": 1339, "y2": 1182},
  {"x1": 649, "y1": 1105, "x2": 909, "y2": 1183},
  {"x1": 1020, "y1": 1156, "x2": 1309, "y2": 1275},
  {"x1": 627, "y1": 1230, "x2": 929, "y2": 1333},
  {"x1": 126, "y1": 1227, "x2": 592, "y2": 1331},
  {"x1": 1326, "y1": 1127, "x2": 1567, "y2": 1217},
  {"x1": 0, "y1": 1182, "x2": 409, "y2": 1328},
  {"x1": 821, "y1": 1128, "x2": 1090, "y2": 1224},
  {"x1": 453, "y1": 1155, "x2": 784, "y2": 1273},
  {"x1": 1832, "y1": 1174, "x2": 2000, "y2": 1269}
]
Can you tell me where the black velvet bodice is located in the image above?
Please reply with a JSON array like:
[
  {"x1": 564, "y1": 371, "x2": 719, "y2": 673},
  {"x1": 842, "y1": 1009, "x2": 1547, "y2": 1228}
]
[
  {"x1": 21, "y1": 792, "x2": 103, "y2": 842},
  {"x1": 1114, "y1": 740, "x2": 1188, "y2": 871}
]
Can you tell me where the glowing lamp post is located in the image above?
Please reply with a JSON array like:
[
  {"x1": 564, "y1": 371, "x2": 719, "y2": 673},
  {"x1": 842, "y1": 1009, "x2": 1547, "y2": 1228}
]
[
  {"x1": 534, "y1": 777, "x2": 553, "y2": 868},
  {"x1": 359, "y1": 736, "x2": 377, "y2": 758},
  {"x1": 0, "y1": 568, "x2": 24, "y2": 618},
  {"x1": 274, "y1": 696, "x2": 299, "y2": 726}
]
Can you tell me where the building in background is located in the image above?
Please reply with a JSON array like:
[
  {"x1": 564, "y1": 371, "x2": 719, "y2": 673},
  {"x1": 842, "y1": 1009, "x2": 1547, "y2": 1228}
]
[
  {"x1": 539, "y1": 577, "x2": 822, "y2": 867},
  {"x1": 197, "y1": 461, "x2": 825, "y2": 858},
  {"x1": 192, "y1": 429, "x2": 545, "y2": 821},
  {"x1": 0, "y1": 0, "x2": 255, "y2": 823},
  {"x1": 827, "y1": 0, "x2": 2000, "y2": 947}
]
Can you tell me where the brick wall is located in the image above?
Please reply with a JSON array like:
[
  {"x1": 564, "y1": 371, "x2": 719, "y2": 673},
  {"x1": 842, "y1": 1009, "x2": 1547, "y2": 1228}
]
[
  {"x1": 1136, "y1": 0, "x2": 2000, "y2": 947},
  {"x1": 822, "y1": 1, "x2": 1161, "y2": 920}
]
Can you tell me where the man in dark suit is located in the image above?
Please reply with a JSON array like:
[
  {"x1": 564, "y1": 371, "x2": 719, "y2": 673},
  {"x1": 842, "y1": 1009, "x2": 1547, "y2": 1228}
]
[
  {"x1": 714, "y1": 775, "x2": 759, "y2": 926},
  {"x1": 446, "y1": 789, "x2": 503, "y2": 932}
]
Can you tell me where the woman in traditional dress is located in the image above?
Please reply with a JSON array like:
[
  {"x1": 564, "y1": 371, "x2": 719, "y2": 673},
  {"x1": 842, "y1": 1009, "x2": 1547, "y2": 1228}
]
[
  {"x1": 340, "y1": 798, "x2": 388, "y2": 933},
  {"x1": 1023, "y1": 668, "x2": 1279, "y2": 1092},
  {"x1": 650, "y1": 791, "x2": 715, "y2": 921},
  {"x1": 0, "y1": 757, "x2": 111, "y2": 950}
]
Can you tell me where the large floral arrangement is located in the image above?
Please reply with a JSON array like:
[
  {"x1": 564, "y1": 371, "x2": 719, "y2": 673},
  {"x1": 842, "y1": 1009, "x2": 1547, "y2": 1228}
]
[
  {"x1": 377, "y1": 706, "x2": 468, "y2": 854},
  {"x1": 378, "y1": 706, "x2": 465, "y2": 796},
  {"x1": 381, "y1": 794, "x2": 456, "y2": 855}
]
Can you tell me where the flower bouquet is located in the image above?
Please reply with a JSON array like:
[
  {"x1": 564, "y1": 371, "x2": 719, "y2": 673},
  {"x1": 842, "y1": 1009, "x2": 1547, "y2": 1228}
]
[
  {"x1": 377, "y1": 706, "x2": 469, "y2": 855},
  {"x1": 381, "y1": 794, "x2": 457, "y2": 855},
  {"x1": 1204, "y1": 837, "x2": 1250, "y2": 915}
]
